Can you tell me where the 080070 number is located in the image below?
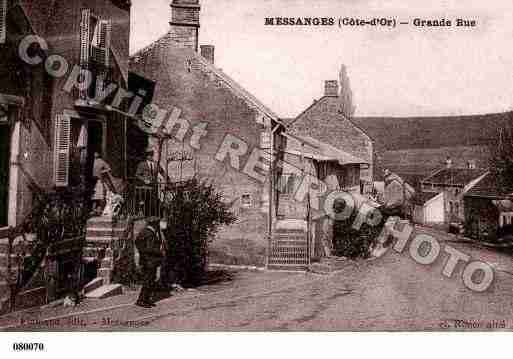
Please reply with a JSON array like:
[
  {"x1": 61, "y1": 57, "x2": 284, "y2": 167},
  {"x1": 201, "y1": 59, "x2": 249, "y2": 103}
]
[{"x1": 12, "y1": 343, "x2": 45, "y2": 351}]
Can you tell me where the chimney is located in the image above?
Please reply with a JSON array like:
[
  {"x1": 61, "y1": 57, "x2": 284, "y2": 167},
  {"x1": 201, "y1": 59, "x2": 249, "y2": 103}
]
[
  {"x1": 200, "y1": 45, "x2": 214, "y2": 64},
  {"x1": 169, "y1": 0, "x2": 201, "y2": 51},
  {"x1": 324, "y1": 80, "x2": 339, "y2": 97}
]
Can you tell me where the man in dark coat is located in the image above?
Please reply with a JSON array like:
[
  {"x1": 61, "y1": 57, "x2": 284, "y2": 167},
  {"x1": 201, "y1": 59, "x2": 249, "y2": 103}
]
[{"x1": 135, "y1": 217, "x2": 165, "y2": 308}]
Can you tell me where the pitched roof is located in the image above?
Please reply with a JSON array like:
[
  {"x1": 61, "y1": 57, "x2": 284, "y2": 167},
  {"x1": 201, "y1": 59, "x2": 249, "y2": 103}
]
[
  {"x1": 130, "y1": 33, "x2": 282, "y2": 126},
  {"x1": 422, "y1": 167, "x2": 487, "y2": 186},
  {"x1": 284, "y1": 133, "x2": 368, "y2": 165},
  {"x1": 465, "y1": 173, "x2": 506, "y2": 199},
  {"x1": 352, "y1": 111, "x2": 513, "y2": 151},
  {"x1": 412, "y1": 191, "x2": 441, "y2": 205}
]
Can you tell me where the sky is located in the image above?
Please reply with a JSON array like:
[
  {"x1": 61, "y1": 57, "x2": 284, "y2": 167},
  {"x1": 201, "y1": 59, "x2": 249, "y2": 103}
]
[{"x1": 130, "y1": 0, "x2": 513, "y2": 118}]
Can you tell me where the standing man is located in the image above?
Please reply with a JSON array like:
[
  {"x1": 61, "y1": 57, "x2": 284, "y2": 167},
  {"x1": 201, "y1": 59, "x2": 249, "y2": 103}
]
[
  {"x1": 135, "y1": 149, "x2": 156, "y2": 185},
  {"x1": 135, "y1": 217, "x2": 166, "y2": 308}
]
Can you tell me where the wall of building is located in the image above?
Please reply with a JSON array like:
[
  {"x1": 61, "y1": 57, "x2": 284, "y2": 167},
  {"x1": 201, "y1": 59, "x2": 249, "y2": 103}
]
[
  {"x1": 464, "y1": 196, "x2": 499, "y2": 241},
  {"x1": 290, "y1": 96, "x2": 373, "y2": 182},
  {"x1": 131, "y1": 44, "x2": 271, "y2": 266}
]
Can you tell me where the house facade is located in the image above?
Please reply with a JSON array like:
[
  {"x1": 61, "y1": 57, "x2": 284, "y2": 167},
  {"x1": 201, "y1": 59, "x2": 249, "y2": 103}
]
[
  {"x1": 287, "y1": 80, "x2": 374, "y2": 185},
  {"x1": 0, "y1": 0, "x2": 131, "y2": 228},
  {"x1": 412, "y1": 191, "x2": 444, "y2": 225},
  {"x1": 0, "y1": 0, "x2": 132, "y2": 312},
  {"x1": 464, "y1": 173, "x2": 513, "y2": 241},
  {"x1": 420, "y1": 166, "x2": 488, "y2": 224},
  {"x1": 130, "y1": 0, "x2": 289, "y2": 266}
]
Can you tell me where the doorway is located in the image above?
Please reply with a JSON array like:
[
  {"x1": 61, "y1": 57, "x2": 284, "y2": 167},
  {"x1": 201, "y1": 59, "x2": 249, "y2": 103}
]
[
  {"x1": 86, "y1": 121, "x2": 104, "y2": 182},
  {"x1": 0, "y1": 124, "x2": 11, "y2": 227}
]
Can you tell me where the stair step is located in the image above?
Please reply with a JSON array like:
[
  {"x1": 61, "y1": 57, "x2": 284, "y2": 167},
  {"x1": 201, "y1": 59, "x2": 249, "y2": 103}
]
[
  {"x1": 100, "y1": 257, "x2": 113, "y2": 268},
  {"x1": 83, "y1": 277, "x2": 104, "y2": 294},
  {"x1": 267, "y1": 264, "x2": 308, "y2": 271},
  {"x1": 84, "y1": 284, "x2": 122, "y2": 299},
  {"x1": 85, "y1": 237, "x2": 114, "y2": 244},
  {"x1": 272, "y1": 244, "x2": 307, "y2": 248}
]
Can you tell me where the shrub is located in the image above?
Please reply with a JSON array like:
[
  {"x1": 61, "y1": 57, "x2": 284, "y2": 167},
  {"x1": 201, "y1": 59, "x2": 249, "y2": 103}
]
[
  {"x1": 161, "y1": 178, "x2": 236, "y2": 287},
  {"x1": 332, "y1": 199, "x2": 387, "y2": 259}
]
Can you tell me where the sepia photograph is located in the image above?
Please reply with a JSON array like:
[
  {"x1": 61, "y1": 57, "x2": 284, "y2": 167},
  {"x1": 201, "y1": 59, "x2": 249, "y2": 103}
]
[{"x1": 0, "y1": 0, "x2": 512, "y2": 351}]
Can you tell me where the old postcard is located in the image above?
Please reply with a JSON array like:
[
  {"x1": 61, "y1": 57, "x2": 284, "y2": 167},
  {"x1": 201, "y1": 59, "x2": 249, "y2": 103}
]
[{"x1": 0, "y1": 0, "x2": 512, "y2": 344}]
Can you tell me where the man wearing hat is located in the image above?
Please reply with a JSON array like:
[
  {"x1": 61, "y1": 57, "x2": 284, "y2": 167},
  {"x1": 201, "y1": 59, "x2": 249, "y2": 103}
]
[
  {"x1": 136, "y1": 149, "x2": 157, "y2": 185},
  {"x1": 135, "y1": 216, "x2": 167, "y2": 308}
]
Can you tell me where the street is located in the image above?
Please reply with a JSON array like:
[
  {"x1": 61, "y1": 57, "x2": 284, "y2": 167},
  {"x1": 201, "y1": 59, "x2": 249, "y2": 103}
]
[{"x1": 2, "y1": 230, "x2": 513, "y2": 331}]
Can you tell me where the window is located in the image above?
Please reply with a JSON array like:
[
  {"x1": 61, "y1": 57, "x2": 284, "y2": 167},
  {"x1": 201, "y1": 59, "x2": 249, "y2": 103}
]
[
  {"x1": 80, "y1": 9, "x2": 112, "y2": 100},
  {"x1": 0, "y1": 0, "x2": 6, "y2": 44},
  {"x1": 241, "y1": 194, "x2": 251, "y2": 208},
  {"x1": 278, "y1": 173, "x2": 299, "y2": 195},
  {"x1": 53, "y1": 114, "x2": 71, "y2": 187}
]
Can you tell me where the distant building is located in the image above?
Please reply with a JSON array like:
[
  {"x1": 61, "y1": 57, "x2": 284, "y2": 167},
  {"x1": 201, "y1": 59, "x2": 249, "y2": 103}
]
[
  {"x1": 464, "y1": 173, "x2": 513, "y2": 241},
  {"x1": 412, "y1": 191, "x2": 444, "y2": 225},
  {"x1": 352, "y1": 112, "x2": 513, "y2": 181},
  {"x1": 286, "y1": 80, "x2": 374, "y2": 184},
  {"x1": 421, "y1": 167, "x2": 488, "y2": 224}
]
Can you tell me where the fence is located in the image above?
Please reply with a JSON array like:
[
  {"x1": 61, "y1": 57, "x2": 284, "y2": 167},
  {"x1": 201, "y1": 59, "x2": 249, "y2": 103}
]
[{"x1": 122, "y1": 179, "x2": 190, "y2": 219}]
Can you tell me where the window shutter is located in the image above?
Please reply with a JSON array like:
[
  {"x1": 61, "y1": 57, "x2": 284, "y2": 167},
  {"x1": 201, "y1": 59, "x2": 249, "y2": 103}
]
[
  {"x1": 94, "y1": 20, "x2": 111, "y2": 98},
  {"x1": 79, "y1": 9, "x2": 91, "y2": 99},
  {"x1": 80, "y1": 9, "x2": 91, "y2": 65},
  {"x1": 98, "y1": 19, "x2": 111, "y2": 66},
  {"x1": 53, "y1": 114, "x2": 71, "y2": 187},
  {"x1": 0, "y1": 0, "x2": 7, "y2": 44}
]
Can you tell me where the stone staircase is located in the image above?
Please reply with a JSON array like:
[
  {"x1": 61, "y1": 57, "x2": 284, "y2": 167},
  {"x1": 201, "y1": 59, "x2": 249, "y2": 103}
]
[
  {"x1": 84, "y1": 217, "x2": 129, "y2": 284},
  {"x1": 267, "y1": 226, "x2": 309, "y2": 271}
]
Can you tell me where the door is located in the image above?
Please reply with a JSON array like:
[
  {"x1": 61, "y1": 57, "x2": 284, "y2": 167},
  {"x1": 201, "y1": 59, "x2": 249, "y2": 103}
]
[{"x1": 0, "y1": 124, "x2": 10, "y2": 227}]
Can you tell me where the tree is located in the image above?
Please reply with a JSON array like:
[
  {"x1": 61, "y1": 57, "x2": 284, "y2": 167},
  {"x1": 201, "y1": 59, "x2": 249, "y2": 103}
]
[
  {"x1": 490, "y1": 124, "x2": 513, "y2": 193},
  {"x1": 338, "y1": 64, "x2": 356, "y2": 118}
]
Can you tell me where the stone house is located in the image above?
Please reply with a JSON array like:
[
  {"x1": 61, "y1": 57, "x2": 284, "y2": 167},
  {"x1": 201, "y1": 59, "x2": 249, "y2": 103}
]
[
  {"x1": 286, "y1": 80, "x2": 374, "y2": 185},
  {"x1": 412, "y1": 191, "x2": 444, "y2": 225},
  {"x1": 129, "y1": 0, "x2": 288, "y2": 266},
  {"x1": 464, "y1": 173, "x2": 513, "y2": 241},
  {"x1": 420, "y1": 166, "x2": 488, "y2": 224},
  {"x1": 0, "y1": 0, "x2": 131, "y2": 311}
]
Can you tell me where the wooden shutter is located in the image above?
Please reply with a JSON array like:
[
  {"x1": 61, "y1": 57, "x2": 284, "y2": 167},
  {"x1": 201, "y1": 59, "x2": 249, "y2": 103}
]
[
  {"x1": 0, "y1": 0, "x2": 7, "y2": 44},
  {"x1": 53, "y1": 114, "x2": 71, "y2": 187},
  {"x1": 79, "y1": 9, "x2": 91, "y2": 99},
  {"x1": 99, "y1": 20, "x2": 112, "y2": 66},
  {"x1": 80, "y1": 9, "x2": 91, "y2": 65}
]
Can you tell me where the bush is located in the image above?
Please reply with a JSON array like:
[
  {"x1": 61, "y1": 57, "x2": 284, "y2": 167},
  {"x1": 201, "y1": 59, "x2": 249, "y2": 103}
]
[
  {"x1": 332, "y1": 200, "x2": 387, "y2": 259},
  {"x1": 161, "y1": 179, "x2": 236, "y2": 287}
]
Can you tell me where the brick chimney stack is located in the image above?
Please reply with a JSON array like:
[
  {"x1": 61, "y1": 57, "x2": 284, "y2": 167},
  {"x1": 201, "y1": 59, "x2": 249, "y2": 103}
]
[
  {"x1": 169, "y1": 0, "x2": 201, "y2": 51},
  {"x1": 324, "y1": 80, "x2": 339, "y2": 97},
  {"x1": 200, "y1": 45, "x2": 214, "y2": 64}
]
